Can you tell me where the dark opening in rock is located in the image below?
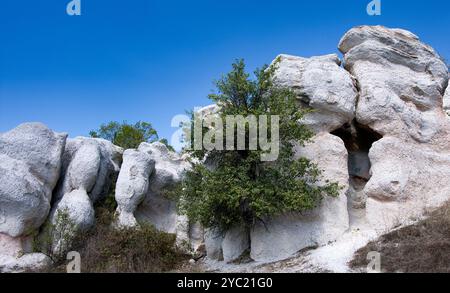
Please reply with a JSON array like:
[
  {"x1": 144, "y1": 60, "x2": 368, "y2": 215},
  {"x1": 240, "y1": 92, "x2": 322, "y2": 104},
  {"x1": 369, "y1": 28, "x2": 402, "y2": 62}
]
[{"x1": 331, "y1": 121, "x2": 382, "y2": 208}]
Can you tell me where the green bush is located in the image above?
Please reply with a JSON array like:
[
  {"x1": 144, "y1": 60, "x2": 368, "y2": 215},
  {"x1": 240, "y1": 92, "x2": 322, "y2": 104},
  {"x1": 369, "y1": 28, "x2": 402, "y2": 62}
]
[
  {"x1": 90, "y1": 121, "x2": 174, "y2": 150},
  {"x1": 175, "y1": 59, "x2": 340, "y2": 233}
]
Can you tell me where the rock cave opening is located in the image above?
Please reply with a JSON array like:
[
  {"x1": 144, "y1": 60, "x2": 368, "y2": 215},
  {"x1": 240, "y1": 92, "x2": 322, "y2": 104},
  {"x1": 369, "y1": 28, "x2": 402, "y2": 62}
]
[{"x1": 331, "y1": 121, "x2": 383, "y2": 208}]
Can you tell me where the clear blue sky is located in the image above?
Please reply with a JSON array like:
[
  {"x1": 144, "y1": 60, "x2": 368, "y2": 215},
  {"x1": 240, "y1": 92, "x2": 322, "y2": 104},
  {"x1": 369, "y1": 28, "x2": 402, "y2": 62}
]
[{"x1": 1, "y1": 0, "x2": 449, "y2": 143}]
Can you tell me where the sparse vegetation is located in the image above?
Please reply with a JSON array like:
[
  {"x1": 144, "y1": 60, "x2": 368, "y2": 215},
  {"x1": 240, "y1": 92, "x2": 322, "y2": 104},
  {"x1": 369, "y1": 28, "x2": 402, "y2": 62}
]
[
  {"x1": 350, "y1": 202, "x2": 450, "y2": 273},
  {"x1": 42, "y1": 194, "x2": 187, "y2": 273}
]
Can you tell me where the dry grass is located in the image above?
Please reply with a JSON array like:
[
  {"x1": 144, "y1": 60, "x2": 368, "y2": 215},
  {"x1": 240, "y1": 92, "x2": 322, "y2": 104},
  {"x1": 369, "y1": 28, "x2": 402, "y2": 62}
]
[
  {"x1": 45, "y1": 196, "x2": 188, "y2": 273},
  {"x1": 350, "y1": 202, "x2": 450, "y2": 273}
]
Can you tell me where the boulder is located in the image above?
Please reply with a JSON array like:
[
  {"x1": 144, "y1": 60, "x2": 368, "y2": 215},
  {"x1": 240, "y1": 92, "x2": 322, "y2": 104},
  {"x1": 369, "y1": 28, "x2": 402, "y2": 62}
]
[
  {"x1": 204, "y1": 226, "x2": 250, "y2": 263},
  {"x1": 0, "y1": 123, "x2": 67, "y2": 238},
  {"x1": 445, "y1": 85, "x2": 450, "y2": 117},
  {"x1": 53, "y1": 137, "x2": 123, "y2": 204},
  {"x1": 204, "y1": 229, "x2": 224, "y2": 261},
  {"x1": 339, "y1": 25, "x2": 450, "y2": 232},
  {"x1": 134, "y1": 142, "x2": 190, "y2": 235},
  {"x1": 0, "y1": 253, "x2": 52, "y2": 273},
  {"x1": 115, "y1": 149, "x2": 155, "y2": 228},
  {"x1": 222, "y1": 226, "x2": 250, "y2": 263},
  {"x1": 365, "y1": 137, "x2": 450, "y2": 232},
  {"x1": 339, "y1": 25, "x2": 448, "y2": 142},
  {"x1": 46, "y1": 189, "x2": 95, "y2": 256},
  {"x1": 0, "y1": 233, "x2": 32, "y2": 258},
  {"x1": 273, "y1": 54, "x2": 358, "y2": 133},
  {"x1": 250, "y1": 133, "x2": 350, "y2": 262}
]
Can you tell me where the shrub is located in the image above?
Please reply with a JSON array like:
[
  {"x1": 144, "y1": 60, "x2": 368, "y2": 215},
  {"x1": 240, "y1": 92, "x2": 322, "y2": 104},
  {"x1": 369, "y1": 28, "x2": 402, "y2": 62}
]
[
  {"x1": 90, "y1": 121, "x2": 155, "y2": 149},
  {"x1": 174, "y1": 59, "x2": 340, "y2": 233},
  {"x1": 42, "y1": 195, "x2": 187, "y2": 273}
]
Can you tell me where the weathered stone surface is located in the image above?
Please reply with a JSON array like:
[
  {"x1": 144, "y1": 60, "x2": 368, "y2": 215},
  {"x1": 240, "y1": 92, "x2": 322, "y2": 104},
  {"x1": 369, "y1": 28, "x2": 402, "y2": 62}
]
[
  {"x1": 273, "y1": 54, "x2": 358, "y2": 133},
  {"x1": 54, "y1": 137, "x2": 123, "y2": 204},
  {"x1": 204, "y1": 229, "x2": 224, "y2": 261},
  {"x1": 0, "y1": 253, "x2": 52, "y2": 273},
  {"x1": 0, "y1": 123, "x2": 67, "y2": 238},
  {"x1": 339, "y1": 25, "x2": 449, "y2": 142},
  {"x1": 365, "y1": 137, "x2": 450, "y2": 232},
  {"x1": 204, "y1": 226, "x2": 249, "y2": 263},
  {"x1": 135, "y1": 142, "x2": 190, "y2": 234},
  {"x1": 0, "y1": 233, "x2": 32, "y2": 258},
  {"x1": 115, "y1": 149, "x2": 155, "y2": 228},
  {"x1": 445, "y1": 85, "x2": 450, "y2": 117},
  {"x1": 250, "y1": 133, "x2": 350, "y2": 262},
  {"x1": 222, "y1": 226, "x2": 250, "y2": 263},
  {"x1": 339, "y1": 25, "x2": 450, "y2": 232},
  {"x1": 47, "y1": 189, "x2": 95, "y2": 256}
]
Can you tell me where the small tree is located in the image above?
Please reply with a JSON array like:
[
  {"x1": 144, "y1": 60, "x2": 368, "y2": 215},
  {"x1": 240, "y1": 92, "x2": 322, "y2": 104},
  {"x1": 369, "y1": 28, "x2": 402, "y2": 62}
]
[
  {"x1": 90, "y1": 121, "x2": 159, "y2": 149},
  {"x1": 175, "y1": 59, "x2": 340, "y2": 233}
]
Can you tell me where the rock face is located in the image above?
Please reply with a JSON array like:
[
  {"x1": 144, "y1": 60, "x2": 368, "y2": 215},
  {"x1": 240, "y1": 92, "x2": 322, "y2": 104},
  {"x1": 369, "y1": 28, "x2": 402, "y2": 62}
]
[
  {"x1": 273, "y1": 54, "x2": 358, "y2": 133},
  {"x1": 250, "y1": 133, "x2": 350, "y2": 262},
  {"x1": 0, "y1": 123, "x2": 67, "y2": 238},
  {"x1": 134, "y1": 142, "x2": 190, "y2": 235},
  {"x1": 115, "y1": 149, "x2": 155, "y2": 228},
  {"x1": 339, "y1": 25, "x2": 450, "y2": 232},
  {"x1": 42, "y1": 137, "x2": 122, "y2": 256},
  {"x1": 0, "y1": 253, "x2": 52, "y2": 273},
  {"x1": 445, "y1": 85, "x2": 450, "y2": 117},
  {"x1": 46, "y1": 189, "x2": 95, "y2": 256},
  {"x1": 53, "y1": 137, "x2": 123, "y2": 204},
  {"x1": 339, "y1": 25, "x2": 448, "y2": 142}
]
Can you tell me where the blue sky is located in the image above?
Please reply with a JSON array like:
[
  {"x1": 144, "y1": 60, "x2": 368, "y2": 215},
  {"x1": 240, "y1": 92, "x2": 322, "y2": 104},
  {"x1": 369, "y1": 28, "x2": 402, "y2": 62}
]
[{"x1": 1, "y1": 0, "x2": 449, "y2": 143}]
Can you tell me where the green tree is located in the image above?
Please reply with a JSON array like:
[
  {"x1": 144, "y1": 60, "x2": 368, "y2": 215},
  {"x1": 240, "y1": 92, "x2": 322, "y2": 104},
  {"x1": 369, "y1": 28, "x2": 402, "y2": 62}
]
[
  {"x1": 175, "y1": 59, "x2": 340, "y2": 233},
  {"x1": 90, "y1": 121, "x2": 159, "y2": 149}
]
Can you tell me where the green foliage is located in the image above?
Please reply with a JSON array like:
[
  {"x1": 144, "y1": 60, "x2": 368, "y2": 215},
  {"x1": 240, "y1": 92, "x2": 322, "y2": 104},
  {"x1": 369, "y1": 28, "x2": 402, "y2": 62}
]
[
  {"x1": 176, "y1": 59, "x2": 340, "y2": 233},
  {"x1": 33, "y1": 208, "x2": 77, "y2": 260},
  {"x1": 90, "y1": 121, "x2": 159, "y2": 149}
]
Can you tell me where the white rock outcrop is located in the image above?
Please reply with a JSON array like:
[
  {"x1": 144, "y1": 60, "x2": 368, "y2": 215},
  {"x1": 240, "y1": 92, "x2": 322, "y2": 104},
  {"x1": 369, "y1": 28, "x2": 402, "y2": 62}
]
[
  {"x1": 250, "y1": 133, "x2": 350, "y2": 262},
  {"x1": 273, "y1": 54, "x2": 358, "y2": 133},
  {"x1": 0, "y1": 123, "x2": 67, "y2": 238},
  {"x1": 46, "y1": 189, "x2": 95, "y2": 256},
  {"x1": 54, "y1": 137, "x2": 123, "y2": 204},
  {"x1": 115, "y1": 149, "x2": 155, "y2": 228},
  {"x1": 42, "y1": 137, "x2": 122, "y2": 256},
  {"x1": 445, "y1": 85, "x2": 450, "y2": 117},
  {"x1": 339, "y1": 25, "x2": 448, "y2": 142},
  {"x1": 134, "y1": 142, "x2": 190, "y2": 236},
  {"x1": 339, "y1": 25, "x2": 450, "y2": 232},
  {"x1": 0, "y1": 253, "x2": 52, "y2": 273}
]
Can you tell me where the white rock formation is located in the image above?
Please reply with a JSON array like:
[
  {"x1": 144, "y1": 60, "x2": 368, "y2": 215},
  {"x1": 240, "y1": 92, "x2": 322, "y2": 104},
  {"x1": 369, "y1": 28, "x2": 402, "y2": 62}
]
[
  {"x1": 115, "y1": 149, "x2": 155, "y2": 228},
  {"x1": 273, "y1": 54, "x2": 358, "y2": 133},
  {"x1": 54, "y1": 137, "x2": 123, "y2": 204},
  {"x1": 0, "y1": 123, "x2": 66, "y2": 272},
  {"x1": 47, "y1": 189, "x2": 95, "y2": 256},
  {"x1": 339, "y1": 25, "x2": 450, "y2": 232},
  {"x1": 250, "y1": 133, "x2": 350, "y2": 262},
  {"x1": 43, "y1": 137, "x2": 122, "y2": 256},
  {"x1": 0, "y1": 123, "x2": 67, "y2": 238},
  {"x1": 339, "y1": 25, "x2": 448, "y2": 142},
  {"x1": 134, "y1": 142, "x2": 190, "y2": 236},
  {"x1": 445, "y1": 85, "x2": 450, "y2": 117},
  {"x1": 0, "y1": 253, "x2": 52, "y2": 273}
]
